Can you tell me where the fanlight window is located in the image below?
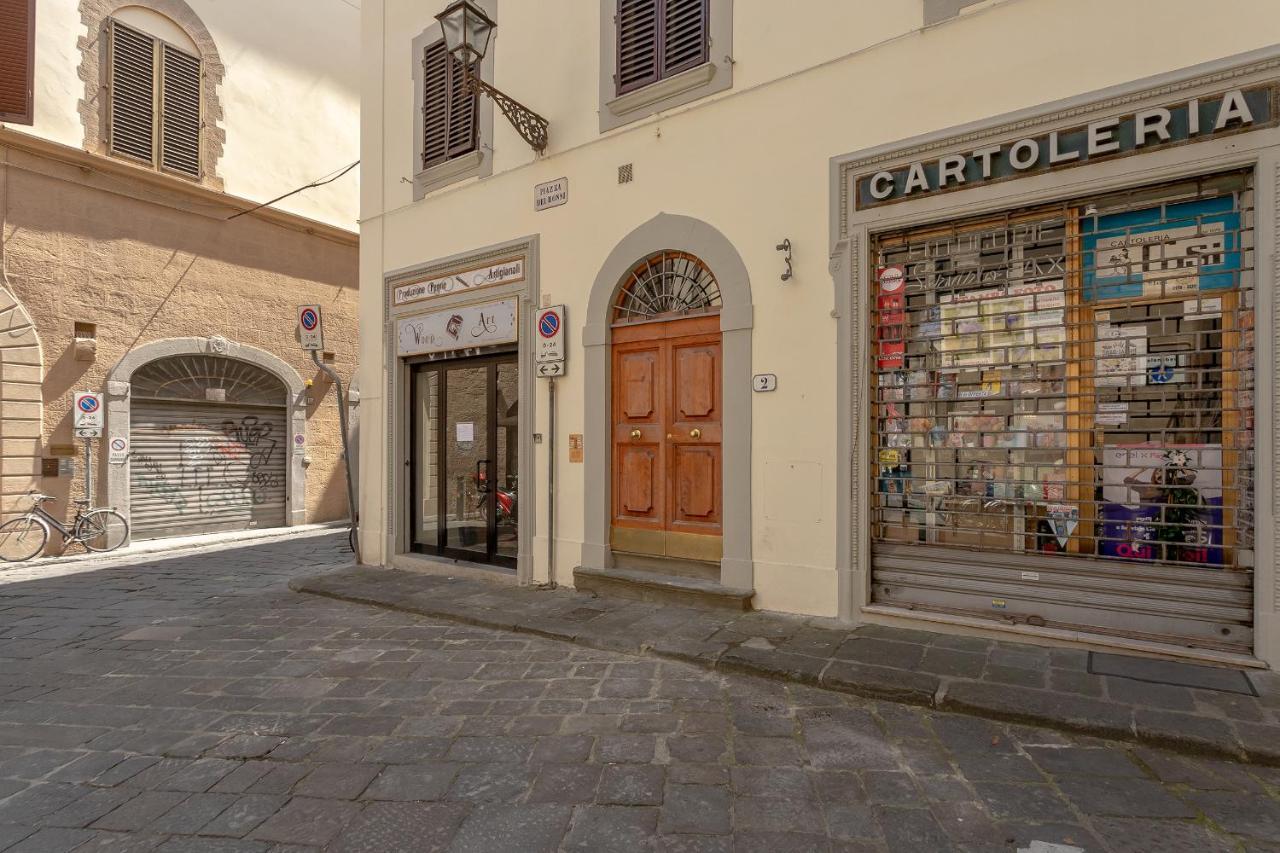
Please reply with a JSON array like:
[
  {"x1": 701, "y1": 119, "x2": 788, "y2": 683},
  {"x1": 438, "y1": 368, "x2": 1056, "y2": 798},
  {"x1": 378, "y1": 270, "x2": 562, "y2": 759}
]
[
  {"x1": 131, "y1": 355, "x2": 286, "y2": 407},
  {"x1": 613, "y1": 250, "x2": 721, "y2": 324}
]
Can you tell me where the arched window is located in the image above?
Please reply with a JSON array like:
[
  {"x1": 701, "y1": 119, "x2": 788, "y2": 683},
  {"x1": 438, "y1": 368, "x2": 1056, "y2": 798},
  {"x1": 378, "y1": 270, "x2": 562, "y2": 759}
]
[
  {"x1": 612, "y1": 250, "x2": 722, "y2": 325},
  {"x1": 106, "y1": 7, "x2": 202, "y2": 178},
  {"x1": 131, "y1": 355, "x2": 286, "y2": 406}
]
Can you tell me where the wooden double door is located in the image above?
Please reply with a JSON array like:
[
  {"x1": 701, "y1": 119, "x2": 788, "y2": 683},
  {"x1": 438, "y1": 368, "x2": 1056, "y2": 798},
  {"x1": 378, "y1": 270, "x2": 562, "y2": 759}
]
[{"x1": 611, "y1": 314, "x2": 722, "y2": 561}]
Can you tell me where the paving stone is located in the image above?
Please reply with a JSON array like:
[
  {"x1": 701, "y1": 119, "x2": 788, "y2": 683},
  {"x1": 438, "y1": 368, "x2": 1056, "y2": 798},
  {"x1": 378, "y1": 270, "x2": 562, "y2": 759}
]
[
  {"x1": 872, "y1": 805, "x2": 956, "y2": 852},
  {"x1": 561, "y1": 805, "x2": 658, "y2": 852},
  {"x1": 198, "y1": 795, "x2": 287, "y2": 838},
  {"x1": 361, "y1": 763, "x2": 456, "y2": 802},
  {"x1": 973, "y1": 782, "x2": 1076, "y2": 823},
  {"x1": 1106, "y1": 677, "x2": 1197, "y2": 711},
  {"x1": 4, "y1": 827, "x2": 97, "y2": 853},
  {"x1": 449, "y1": 804, "x2": 570, "y2": 853},
  {"x1": 1090, "y1": 816, "x2": 1238, "y2": 853},
  {"x1": 145, "y1": 792, "x2": 237, "y2": 835},
  {"x1": 1183, "y1": 790, "x2": 1280, "y2": 839},
  {"x1": 291, "y1": 764, "x2": 380, "y2": 800},
  {"x1": 917, "y1": 648, "x2": 986, "y2": 678},
  {"x1": 1023, "y1": 745, "x2": 1146, "y2": 777},
  {"x1": 658, "y1": 784, "x2": 730, "y2": 835},
  {"x1": 1054, "y1": 775, "x2": 1196, "y2": 818},
  {"x1": 1132, "y1": 708, "x2": 1242, "y2": 757},
  {"x1": 732, "y1": 796, "x2": 823, "y2": 833},
  {"x1": 327, "y1": 802, "x2": 466, "y2": 853},
  {"x1": 526, "y1": 763, "x2": 601, "y2": 804},
  {"x1": 597, "y1": 764, "x2": 665, "y2": 806},
  {"x1": 91, "y1": 791, "x2": 189, "y2": 832},
  {"x1": 159, "y1": 760, "x2": 242, "y2": 793},
  {"x1": 249, "y1": 797, "x2": 359, "y2": 847},
  {"x1": 156, "y1": 838, "x2": 268, "y2": 852},
  {"x1": 0, "y1": 783, "x2": 88, "y2": 823},
  {"x1": 446, "y1": 764, "x2": 533, "y2": 803}
]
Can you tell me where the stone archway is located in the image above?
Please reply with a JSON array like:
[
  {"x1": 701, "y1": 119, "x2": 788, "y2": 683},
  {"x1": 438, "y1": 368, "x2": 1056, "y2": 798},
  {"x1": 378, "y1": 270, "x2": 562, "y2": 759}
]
[
  {"x1": 105, "y1": 338, "x2": 306, "y2": 535},
  {"x1": 581, "y1": 214, "x2": 754, "y2": 589},
  {"x1": 0, "y1": 286, "x2": 43, "y2": 521}
]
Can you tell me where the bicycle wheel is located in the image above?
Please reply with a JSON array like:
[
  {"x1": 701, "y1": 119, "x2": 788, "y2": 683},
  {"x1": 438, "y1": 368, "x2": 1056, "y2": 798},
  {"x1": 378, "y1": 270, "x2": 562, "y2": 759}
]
[
  {"x1": 0, "y1": 517, "x2": 49, "y2": 563},
  {"x1": 77, "y1": 510, "x2": 129, "y2": 553}
]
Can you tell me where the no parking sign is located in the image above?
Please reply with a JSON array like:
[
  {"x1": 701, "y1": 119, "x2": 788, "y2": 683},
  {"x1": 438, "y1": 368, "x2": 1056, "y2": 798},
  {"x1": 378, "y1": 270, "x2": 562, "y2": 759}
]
[
  {"x1": 73, "y1": 391, "x2": 103, "y2": 438},
  {"x1": 298, "y1": 305, "x2": 324, "y2": 350}
]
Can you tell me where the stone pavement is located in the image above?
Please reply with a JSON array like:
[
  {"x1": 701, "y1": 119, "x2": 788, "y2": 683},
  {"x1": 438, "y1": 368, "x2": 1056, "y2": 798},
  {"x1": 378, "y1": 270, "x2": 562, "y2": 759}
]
[
  {"x1": 294, "y1": 565, "x2": 1280, "y2": 766},
  {"x1": 0, "y1": 536, "x2": 1273, "y2": 852}
]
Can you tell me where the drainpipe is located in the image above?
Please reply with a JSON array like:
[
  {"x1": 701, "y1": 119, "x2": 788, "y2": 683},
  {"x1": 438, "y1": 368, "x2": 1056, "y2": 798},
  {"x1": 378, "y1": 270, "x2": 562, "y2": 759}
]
[{"x1": 311, "y1": 351, "x2": 359, "y2": 560}]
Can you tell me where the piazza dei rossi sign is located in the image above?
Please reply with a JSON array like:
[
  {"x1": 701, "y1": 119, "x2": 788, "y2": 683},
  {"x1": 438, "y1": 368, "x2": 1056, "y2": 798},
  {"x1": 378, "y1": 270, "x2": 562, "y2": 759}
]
[{"x1": 854, "y1": 85, "x2": 1276, "y2": 209}]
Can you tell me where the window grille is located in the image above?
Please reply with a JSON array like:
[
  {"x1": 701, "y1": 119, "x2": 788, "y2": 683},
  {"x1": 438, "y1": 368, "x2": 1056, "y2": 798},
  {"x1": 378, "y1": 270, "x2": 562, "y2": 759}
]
[
  {"x1": 869, "y1": 171, "x2": 1255, "y2": 572},
  {"x1": 613, "y1": 250, "x2": 721, "y2": 324},
  {"x1": 422, "y1": 39, "x2": 478, "y2": 171},
  {"x1": 616, "y1": 0, "x2": 709, "y2": 95}
]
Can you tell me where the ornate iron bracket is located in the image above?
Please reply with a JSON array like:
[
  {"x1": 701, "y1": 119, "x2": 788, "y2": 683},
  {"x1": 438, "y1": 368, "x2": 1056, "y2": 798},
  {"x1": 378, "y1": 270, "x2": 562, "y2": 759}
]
[{"x1": 464, "y1": 66, "x2": 548, "y2": 154}]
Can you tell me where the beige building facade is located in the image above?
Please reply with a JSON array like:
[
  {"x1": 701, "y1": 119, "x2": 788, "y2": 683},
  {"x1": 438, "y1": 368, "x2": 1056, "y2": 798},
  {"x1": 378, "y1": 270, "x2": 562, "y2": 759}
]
[
  {"x1": 1, "y1": 0, "x2": 359, "y2": 542},
  {"x1": 360, "y1": 0, "x2": 1280, "y2": 669}
]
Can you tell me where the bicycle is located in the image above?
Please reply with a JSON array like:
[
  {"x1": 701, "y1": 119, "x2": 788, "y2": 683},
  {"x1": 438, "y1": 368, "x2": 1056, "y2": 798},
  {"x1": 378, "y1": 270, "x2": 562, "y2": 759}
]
[{"x1": 0, "y1": 493, "x2": 129, "y2": 563}]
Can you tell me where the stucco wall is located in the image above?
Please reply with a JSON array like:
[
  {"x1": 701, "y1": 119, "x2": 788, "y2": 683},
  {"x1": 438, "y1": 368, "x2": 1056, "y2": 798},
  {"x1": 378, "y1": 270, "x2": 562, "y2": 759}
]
[
  {"x1": 0, "y1": 140, "x2": 358, "y2": 528},
  {"x1": 18, "y1": 0, "x2": 359, "y2": 229},
  {"x1": 361, "y1": 0, "x2": 1280, "y2": 618}
]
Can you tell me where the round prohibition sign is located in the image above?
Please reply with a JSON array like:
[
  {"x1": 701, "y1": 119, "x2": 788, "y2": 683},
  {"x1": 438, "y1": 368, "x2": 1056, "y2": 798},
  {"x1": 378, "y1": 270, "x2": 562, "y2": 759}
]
[
  {"x1": 538, "y1": 311, "x2": 561, "y2": 338},
  {"x1": 300, "y1": 308, "x2": 319, "y2": 331},
  {"x1": 110, "y1": 438, "x2": 127, "y2": 452},
  {"x1": 78, "y1": 396, "x2": 100, "y2": 413}
]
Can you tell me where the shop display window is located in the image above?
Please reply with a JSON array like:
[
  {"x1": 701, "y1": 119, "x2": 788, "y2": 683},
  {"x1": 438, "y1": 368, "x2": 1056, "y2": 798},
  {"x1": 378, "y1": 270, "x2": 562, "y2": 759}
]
[{"x1": 870, "y1": 172, "x2": 1254, "y2": 570}]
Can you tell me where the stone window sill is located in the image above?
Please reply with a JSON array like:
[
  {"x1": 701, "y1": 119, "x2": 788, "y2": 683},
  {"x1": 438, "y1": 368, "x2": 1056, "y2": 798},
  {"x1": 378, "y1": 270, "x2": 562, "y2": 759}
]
[
  {"x1": 606, "y1": 62, "x2": 717, "y2": 119},
  {"x1": 414, "y1": 149, "x2": 484, "y2": 198}
]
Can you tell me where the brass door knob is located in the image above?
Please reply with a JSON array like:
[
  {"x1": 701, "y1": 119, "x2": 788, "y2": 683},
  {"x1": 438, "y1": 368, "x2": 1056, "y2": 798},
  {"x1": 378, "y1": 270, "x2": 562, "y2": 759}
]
[
  {"x1": 666, "y1": 433, "x2": 674, "y2": 440},
  {"x1": 690, "y1": 428, "x2": 702, "y2": 439},
  {"x1": 630, "y1": 429, "x2": 641, "y2": 439}
]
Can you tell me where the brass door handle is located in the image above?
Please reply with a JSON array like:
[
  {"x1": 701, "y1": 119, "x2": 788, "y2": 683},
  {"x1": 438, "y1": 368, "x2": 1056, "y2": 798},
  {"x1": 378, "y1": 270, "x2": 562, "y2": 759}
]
[
  {"x1": 666, "y1": 434, "x2": 674, "y2": 440},
  {"x1": 690, "y1": 428, "x2": 702, "y2": 439},
  {"x1": 630, "y1": 429, "x2": 641, "y2": 439}
]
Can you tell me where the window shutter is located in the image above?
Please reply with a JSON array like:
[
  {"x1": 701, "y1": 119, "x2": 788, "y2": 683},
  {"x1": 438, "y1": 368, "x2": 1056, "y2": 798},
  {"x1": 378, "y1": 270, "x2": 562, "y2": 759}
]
[
  {"x1": 0, "y1": 0, "x2": 35, "y2": 124},
  {"x1": 159, "y1": 44, "x2": 201, "y2": 178},
  {"x1": 422, "y1": 39, "x2": 477, "y2": 171},
  {"x1": 445, "y1": 54, "x2": 477, "y2": 159},
  {"x1": 108, "y1": 20, "x2": 157, "y2": 164},
  {"x1": 422, "y1": 40, "x2": 450, "y2": 169},
  {"x1": 616, "y1": 0, "x2": 659, "y2": 95},
  {"x1": 662, "y1": 0, "x2": 708, "y2": 77}
]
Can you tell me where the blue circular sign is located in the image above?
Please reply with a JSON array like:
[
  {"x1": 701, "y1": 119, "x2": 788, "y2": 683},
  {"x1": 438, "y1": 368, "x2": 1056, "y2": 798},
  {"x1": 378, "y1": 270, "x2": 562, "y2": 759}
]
[
  {"x1": 78, "y1": 396, "x2": 99, "y2": 413},
  {"x1": 1149, "y1": 364, "x2": 1175, "y2": 384},
  {"x1": 301, "y1": 308, "x2": 319, "y2": 331},
  {"x1": 539, "y1": 311, "x2": 560, "y2": 338}
]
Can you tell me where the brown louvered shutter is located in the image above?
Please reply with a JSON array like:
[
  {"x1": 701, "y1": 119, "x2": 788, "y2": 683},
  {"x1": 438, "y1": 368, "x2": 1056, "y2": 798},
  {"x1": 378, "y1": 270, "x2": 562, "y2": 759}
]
[
  {"x1": 108, "y1": 20, "x2": 157, "y2": 164},
  {"x1": 616, "y1": 0, "x2": 659, "y2": 95},
  {"x1": 159, "y1": 43, "x2": 201, "y2": 177},
  {"x1": 422, "y1": 39, "x2": 477, "y2": 171},
  {"x1": 661, "y1": 0, "x2": 708, "y2": 77},
  {"x1": 0, "y1": 0, "x2": 36, "y2": 125}
]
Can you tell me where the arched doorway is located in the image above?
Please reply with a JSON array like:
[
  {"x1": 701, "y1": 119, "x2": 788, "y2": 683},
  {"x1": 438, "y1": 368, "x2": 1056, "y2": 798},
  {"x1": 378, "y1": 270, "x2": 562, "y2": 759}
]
[
  {"x1": 128, "y1": 354, "x2": 288, "y2": 538},
  {"x1": 610, "y1": 251, "x2": 724, "y2": 563}
]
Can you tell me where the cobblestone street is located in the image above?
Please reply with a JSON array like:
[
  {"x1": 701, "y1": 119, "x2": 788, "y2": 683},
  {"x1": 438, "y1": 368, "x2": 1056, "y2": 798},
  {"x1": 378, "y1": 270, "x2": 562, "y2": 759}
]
[{"x1": 0, "y1": 532, "x2": 1275, "y2": 852}]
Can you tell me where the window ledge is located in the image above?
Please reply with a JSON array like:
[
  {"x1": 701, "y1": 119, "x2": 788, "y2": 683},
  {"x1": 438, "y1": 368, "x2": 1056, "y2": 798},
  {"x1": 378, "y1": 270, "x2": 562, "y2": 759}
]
[
  {"x1": 607, "y1": 62, "x2": 717, "y2": 118},
  {"x1": 415, "y1": 149, "x2": 484, "y2": 197}
]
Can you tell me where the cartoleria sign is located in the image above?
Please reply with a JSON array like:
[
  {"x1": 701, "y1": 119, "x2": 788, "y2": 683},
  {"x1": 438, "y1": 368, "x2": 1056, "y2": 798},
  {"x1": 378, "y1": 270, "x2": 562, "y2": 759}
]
[{"x1": 855, "y1": 86, "x2": 1275, "y2": 209}]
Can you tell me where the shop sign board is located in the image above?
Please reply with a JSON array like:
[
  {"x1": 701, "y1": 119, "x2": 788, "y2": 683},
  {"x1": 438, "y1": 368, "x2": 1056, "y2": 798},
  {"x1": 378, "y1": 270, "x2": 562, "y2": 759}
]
[
  {"x1": 535, "y1": 177, "x2": 568, "y2": 211},
  {"x1": 393, "y1": 258, "x2": 525, "y2": 306},
  {"x1": 73, "y1": 391, "x2": 103, "y2": 438},
  {"x1": 1082, "y1": 195, "x2": 1240, "y2": 301},
  {"x1": 298, "y1": 305, "x2": 324, "y2": 350},
  {"x1": 396, "y1": 297, "x2": 519, "y2": 357},
  {"x1": 855, "y1": 86, "x2": 1274, "y2": 209}
]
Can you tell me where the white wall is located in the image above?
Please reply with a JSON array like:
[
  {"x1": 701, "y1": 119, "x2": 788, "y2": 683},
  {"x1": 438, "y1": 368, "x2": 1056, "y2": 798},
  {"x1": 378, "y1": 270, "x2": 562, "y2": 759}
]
[
  {"x1": 361, "y1": 0, "x2": 1280, "y2": 617},
  {"x1": 14, "y1": 0, "x2": 359, "y2": 229}
]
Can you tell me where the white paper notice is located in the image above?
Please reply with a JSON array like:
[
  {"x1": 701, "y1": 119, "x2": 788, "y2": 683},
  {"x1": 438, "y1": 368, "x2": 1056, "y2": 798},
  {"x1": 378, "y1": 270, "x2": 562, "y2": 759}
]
[
  {"x1": 456, "y1": 422, "x2": 475, "y2": 442},
  {"x1": 1096, "y1": 402, "x2": 1129, "y2": 426}
]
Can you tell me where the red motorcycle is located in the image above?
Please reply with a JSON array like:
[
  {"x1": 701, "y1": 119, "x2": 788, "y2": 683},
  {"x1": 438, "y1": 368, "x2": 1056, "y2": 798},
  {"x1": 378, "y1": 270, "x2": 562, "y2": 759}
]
[{"x1": 476, "y1": 465, "x2": 517, "y2": 526}]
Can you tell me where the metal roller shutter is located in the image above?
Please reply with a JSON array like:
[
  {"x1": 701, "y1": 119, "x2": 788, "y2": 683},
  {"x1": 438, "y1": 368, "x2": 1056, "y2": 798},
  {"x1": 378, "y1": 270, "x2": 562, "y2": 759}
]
[
  {"x1": 868, "y1": 171, "x2": 1256, "y2": 655},
  {"x1": 129, "y1": 401, "x2": 287, "y2": 539}
]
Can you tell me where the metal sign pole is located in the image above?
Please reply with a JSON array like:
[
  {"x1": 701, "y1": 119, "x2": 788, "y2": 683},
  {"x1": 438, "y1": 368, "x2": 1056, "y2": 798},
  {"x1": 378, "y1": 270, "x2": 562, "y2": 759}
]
[
  {"x1": 547, "y1": 376, "x2": 556, "y2": 588},
  {"x1": 311, "y1": 350, "x2": 360, "y2": 560},
  {"x1": 83, "y1": 438, "x2": 92, "y2": 504}
]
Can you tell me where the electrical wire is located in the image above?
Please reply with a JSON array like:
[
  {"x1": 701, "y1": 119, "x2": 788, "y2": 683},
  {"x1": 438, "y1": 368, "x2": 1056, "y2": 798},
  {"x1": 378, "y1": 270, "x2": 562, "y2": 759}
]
[{"x1": 226, "y1": 160, "x2": 359, "y2": 220}]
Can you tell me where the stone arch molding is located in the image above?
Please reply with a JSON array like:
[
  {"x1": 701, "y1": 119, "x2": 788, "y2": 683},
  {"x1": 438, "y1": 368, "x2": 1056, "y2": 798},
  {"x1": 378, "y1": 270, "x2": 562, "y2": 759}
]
[
  {"x1": 105, "y1": 337, "x2": 307, "y2": 534},
  {"x1": 581, "y1": 213, "x2": 755, "y2": 590},
  {"x1": 0, "y1": 285, "x2": 44, "y2": 520},
  {"x1": 77, "y1": 0, "x2": 227, "y2": 189}
]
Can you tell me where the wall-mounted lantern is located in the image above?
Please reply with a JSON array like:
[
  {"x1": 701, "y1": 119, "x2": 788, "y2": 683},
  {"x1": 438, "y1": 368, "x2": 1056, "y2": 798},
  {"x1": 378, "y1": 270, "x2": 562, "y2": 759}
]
[{"x1": 436, "y1": 0, "x2": 549, "y2": 154}]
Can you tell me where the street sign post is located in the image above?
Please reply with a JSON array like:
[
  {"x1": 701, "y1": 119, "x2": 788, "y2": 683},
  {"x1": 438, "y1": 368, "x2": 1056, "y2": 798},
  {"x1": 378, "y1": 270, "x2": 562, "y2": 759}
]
[
  {"x1": 298, "y1": 305, "x2": 324, "y2": 350},
  {"x1": 73, "y1": 392, "x2": 103, "y2": 438},
  {"x1": 535, "y1": 305, "x2": 566, "y2": 372}
]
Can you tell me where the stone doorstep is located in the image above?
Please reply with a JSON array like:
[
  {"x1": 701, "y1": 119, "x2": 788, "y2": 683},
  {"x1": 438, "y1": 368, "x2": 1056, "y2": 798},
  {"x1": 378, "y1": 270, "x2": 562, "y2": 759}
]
[
  {"x1": 290, "y1": 566, "x2": 1276, "y2": 767},
  {"x1": 571, "y1": 566, "x2": 754, "y2": 612}
]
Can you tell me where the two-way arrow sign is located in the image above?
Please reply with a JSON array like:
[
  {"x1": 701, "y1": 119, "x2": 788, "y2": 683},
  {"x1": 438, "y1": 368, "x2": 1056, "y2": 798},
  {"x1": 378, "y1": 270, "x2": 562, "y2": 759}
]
[{"x1": 538, "y1": 362, "x2": 565, "y2": 377}]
